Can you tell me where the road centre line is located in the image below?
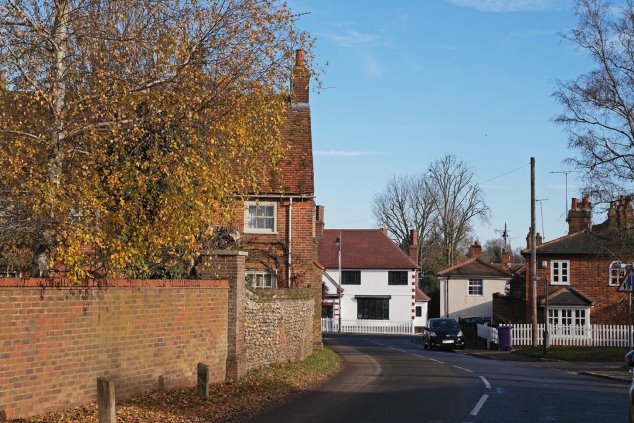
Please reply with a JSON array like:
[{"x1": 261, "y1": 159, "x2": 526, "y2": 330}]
[
  {"x1": 479, "y1": 375, "x2": 491, "y2": 389},
  {"x1": 470, "y1": 394, "x2": 489, "y2": 416},
  {"x1": 451, "y1": 365, "x2": 473, "y2": 373}
]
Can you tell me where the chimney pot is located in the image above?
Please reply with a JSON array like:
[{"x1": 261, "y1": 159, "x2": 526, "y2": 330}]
[
  {"x1": 295, "y1": 49, "x2": 305, "y2": 67},
  {"x1": 567, "y1": 197, "x2": 592, "y2": 234},
  {"x1": 470, "y1": 241, "x2": 482, "y2": 258}
]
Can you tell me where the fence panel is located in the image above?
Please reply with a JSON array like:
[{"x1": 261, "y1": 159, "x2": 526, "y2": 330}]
[
  {"x1": 477, "y1": 323, "x2": 634, "y2": 348},
  {"x1": 321, "y1": 318, "x2": 413, "y2": 335}
]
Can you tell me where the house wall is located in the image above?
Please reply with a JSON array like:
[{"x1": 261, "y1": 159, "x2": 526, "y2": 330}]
[
  {"x1": 0, "y1": 278, "x2": 229, "y2": 421},
  {"x1": 326, "y1": 269, "x2": 416, "y2": 322},
  {"x1": 439, "y1": 277, "x2": 508, "y2": 321},
  {"x1": 525, "y1": 255, "x2": 630, "y2": 325},
  {"x1": 244, "y1": 288, "x2": 315, "y2": 371},
  {"x1": 414, "y1": 301, "x2": 429, "y2": 328},
  {"x1": 240, "y1": 198, "x2": 317, "y2": 290}
]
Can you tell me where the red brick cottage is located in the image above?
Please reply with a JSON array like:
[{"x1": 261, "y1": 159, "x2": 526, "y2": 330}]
[
  {"x1": 236, "y1": 49, "x2": 320, "y2": 290},
  {"x1": 523, "y1": 196, "x2": 634, "y2": 327}
]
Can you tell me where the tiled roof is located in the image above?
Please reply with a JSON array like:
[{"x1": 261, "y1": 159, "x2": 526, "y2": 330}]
[
  {"x1": 522, "y1": 229, "x2": 634, "y2": 256},
  {"x1": 254, "y1": 105, "x2": 314, "y2": 195},
  {"x1": 437, "y1": 257, "x2": 512, "y2": 278},
  {"x1": 539, "y1": 287, "x2": 595, "y2": 307},
  {"x1": 415, "y1": 287, "x2": 431, "y2": 302},
  {"x1": 317, "y1": 229, "x2": 418, "y2": 270}
]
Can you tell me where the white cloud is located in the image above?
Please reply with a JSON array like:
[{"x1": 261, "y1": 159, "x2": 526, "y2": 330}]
[
  {"x1": 445, "y1": 0, "x2": 566, "y2": 13},
  {"x1": 321, "y1": 30, "x2": 379, "y2": 48},
  {"x1": 315, "y1": 150, "x2": 379, "y2": 157}
]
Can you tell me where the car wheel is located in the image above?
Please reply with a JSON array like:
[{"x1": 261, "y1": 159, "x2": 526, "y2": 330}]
[{"x1": 429, "y1": 342, "x2": 434, "y2": 351}]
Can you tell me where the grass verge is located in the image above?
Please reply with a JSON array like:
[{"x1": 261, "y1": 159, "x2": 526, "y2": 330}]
[
  {"x1": 11, "y1": 347, "x2": 340, "y2": 423},
  {"x1": 511, "y1": 346, "x2": 630, "y2": 362}
]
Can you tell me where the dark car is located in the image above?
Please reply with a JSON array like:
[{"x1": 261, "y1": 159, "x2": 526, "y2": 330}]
[
  {"x1": 423, "y1": 318, "x2": 465, "y2": 350},
  {"x1": 625, "y1": 350, "x2": 634, "y2": 422}
]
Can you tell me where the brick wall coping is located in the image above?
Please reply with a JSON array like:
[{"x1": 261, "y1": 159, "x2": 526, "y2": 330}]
[{"x1": 0, "y1": 278, "x2": 228, "y2": 289}]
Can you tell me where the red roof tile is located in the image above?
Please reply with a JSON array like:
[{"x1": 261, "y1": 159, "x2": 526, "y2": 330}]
[
  {"x1": 318, "y1": 229, "x2": 418, "y2": 269},
  {"x1": 415, "y1": 287, "x2": 430, "y2": 302},
  {"x1": 437, "y1": 257, "x2": 511, "y2": 278}
]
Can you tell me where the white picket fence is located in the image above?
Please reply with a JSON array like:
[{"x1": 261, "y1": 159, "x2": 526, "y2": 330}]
[
  {"x1": 478, "y1": 323, "x2": 634, "y2": 347},
  {"x1": 321, "y1": 318, "x2": 414, "y2": 335}
]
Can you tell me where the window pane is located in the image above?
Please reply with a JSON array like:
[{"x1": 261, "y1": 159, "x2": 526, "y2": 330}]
[
  {"x1": 245, "y1": 203, "x2": 275, "y2": 232},
  {"x1": 416, "y1": 306, "x2": 422, "y2": 317},
  {"x1": 468, "y1": 279, "x2": 483, "y2": 295},
  {"x1": 388, "y1": 271, "x2": 408, "y2": 285},
  {"x1": 357, "y1": 298, "x2": 389, "y2": 320},
  {"x1": 341, "y1": 271, "x2": 361, "y2": 285}
]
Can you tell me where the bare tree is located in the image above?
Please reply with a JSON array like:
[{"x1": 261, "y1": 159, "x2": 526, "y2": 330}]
[
  {"x1": 372, "y1": 154, "x2": 489, "y2": 270},
  {"x1": 554, "y1": 0, "x2": 634, "y2": 204},
  {"x1": 428, "y1": 154, "x2": 489, "y2": 267},
  {"x1": 371, "y1": 174, "x2": 436, "y2": 266}
]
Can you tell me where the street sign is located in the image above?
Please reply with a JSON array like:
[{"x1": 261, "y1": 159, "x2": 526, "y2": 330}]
[{"x1": 618, "y1": 268, "x2": 634, "y2": 292}]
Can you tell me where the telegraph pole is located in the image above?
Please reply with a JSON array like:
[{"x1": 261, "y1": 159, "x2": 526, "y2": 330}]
[{"x1": 531, "y1": 158, "x2": 538, "y2": 347}]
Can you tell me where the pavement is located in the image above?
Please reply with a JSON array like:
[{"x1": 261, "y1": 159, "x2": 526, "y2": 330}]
[{"x1": 462, "y1": 347, "x2": 632, "y2": 383}]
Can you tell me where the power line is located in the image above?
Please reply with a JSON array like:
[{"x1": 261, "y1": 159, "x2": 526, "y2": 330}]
[{"x1": 481, "y1": 162, "x2": 530, "y2": 185}]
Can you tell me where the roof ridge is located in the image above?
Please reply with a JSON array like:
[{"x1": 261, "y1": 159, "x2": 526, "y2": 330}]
[{"x1": 437, "y1": 257, "x2": 478, "y2": 275}]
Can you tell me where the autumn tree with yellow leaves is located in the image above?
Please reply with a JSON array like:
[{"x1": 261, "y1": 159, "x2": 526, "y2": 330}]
[{"x1": 0, "y1": 0, "x2": 314, "y2": 279}]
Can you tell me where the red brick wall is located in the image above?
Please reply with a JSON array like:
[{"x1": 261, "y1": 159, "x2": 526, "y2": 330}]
[
  {"x1": 241, "y1": 198, "x2": 317, "y2": 290},
  {"x1": 0, "y1": 278, "x2": 228, "y2": 421},
  {"x1": 525, "y1": 255, "x2": 629, "y2": 324}
]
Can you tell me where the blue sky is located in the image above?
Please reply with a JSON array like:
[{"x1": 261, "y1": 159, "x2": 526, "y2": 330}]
[{"x1": 290, "y1": 0, "x2": 593, "y2": 250}]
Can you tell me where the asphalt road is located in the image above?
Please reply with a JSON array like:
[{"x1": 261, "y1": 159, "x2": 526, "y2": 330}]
[{"x1": 246, "y1": 334, "x2": 628, "y2": 423}]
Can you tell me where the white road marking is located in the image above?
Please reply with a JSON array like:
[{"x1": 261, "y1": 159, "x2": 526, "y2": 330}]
[
  {"x1": 479, "y1": 375, "x2": 491, "y2": 389},
  {"x1": 451, "y1": 365, "x2": 473, "y2": 373},
  {"x1": 470, "y1": 394, "x2": 489, "y2": 416}
]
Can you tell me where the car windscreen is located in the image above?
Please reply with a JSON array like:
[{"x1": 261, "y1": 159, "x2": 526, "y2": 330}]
[{"x1": 430, "y1": 319, "x2": 459, "y2": 330}]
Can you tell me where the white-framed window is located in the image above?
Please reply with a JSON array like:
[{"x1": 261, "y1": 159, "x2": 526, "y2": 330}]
[
  {"x1": 550, "y1": 260, "x2": 570, "y2": 285},
  {"x1": 609, "y1": 261, "x2": 627, "y2": 286},
  {"x1": 246, "y1": 270, "x2": 276, "y2": 288},
  {"x1": 468, "y1": 279, "x2": 483, "y2": 296},
  {"x1": 548, "y1": 308, "x2": 590, "y2": 331},
  {"x1": 244, "y1": 201, "x2": 277, "y2": 234}
]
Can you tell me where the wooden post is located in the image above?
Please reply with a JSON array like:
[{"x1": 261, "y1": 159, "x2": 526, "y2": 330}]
[
  {"x1": 531, "y1": 157, "x2": 538, "y2": 347},
  {"x1": 97, "y1": 376, "x2": 116, "y2": 423},
  {"x1": 197, "y1": 363, "x2": 209, "y2": 399}
]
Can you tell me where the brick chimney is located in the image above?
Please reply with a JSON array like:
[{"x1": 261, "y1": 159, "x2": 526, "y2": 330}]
[
  {"x1": 501, "y1": 248, "x2": 511, "y2": 271},
  {"x1": 526, "y1": 228, "x2": 544, "y2": 249},
  {"x1": 566, "y1": 196, "x2": 592, "y2": 234},
  {"x1": 608, "y1": 196, "x2": 634, "y2": 229},
  {"x1": 315, "y1": 205, "x2": 325, "y2": 239},
  {"x1": 291, "y1": 49, "x2": 309, "y2": 104},
  {"x1": 470, "y1": 241, "x2": 482, "y2": 258},
  {"x1": 408, "y1": 229, "x2": 419, "y2": 264}
]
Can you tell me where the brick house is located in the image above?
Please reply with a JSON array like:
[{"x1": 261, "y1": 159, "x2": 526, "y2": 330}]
[
  {"x1": 236, "y1": 49, "x2": 320, "y2": 290},
  {"x1": 523, "y1": 196, "x2": 634, "y2": 327},
  {"x1": 437, "y1": 241, "x2": 514, "y2": 322},
  {"x1": 317, "y1": 228, "x2": 428, "y2": 330}
]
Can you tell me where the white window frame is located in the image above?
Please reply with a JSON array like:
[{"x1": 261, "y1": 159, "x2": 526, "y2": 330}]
[
  {"x1": 245, "y1": 270, "x2": 276, "y2": 288},
  {"x1": 244, "y1": 201, "x2": 277, "y2": 234},
  {"x1": 550, "y1": 260, "x2": 570, "y2": 285},
  {"x1": 467, "y1": 279, "x2": 483, "y2": 296},
  {"x1": 548, "y1": 307, "x2": 591, "y2": 331},
  {"x1": 609, "y1": 261, "x2": 627, "y2": 286}
]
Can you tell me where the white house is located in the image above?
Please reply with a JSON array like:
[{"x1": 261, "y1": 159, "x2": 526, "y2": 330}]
[
  {"x1": 318, "y1": 229, "x2": 429, "y2": 333},
  {"x1": 437, "y1": 241, "x2": 512, "y2": 321}
]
